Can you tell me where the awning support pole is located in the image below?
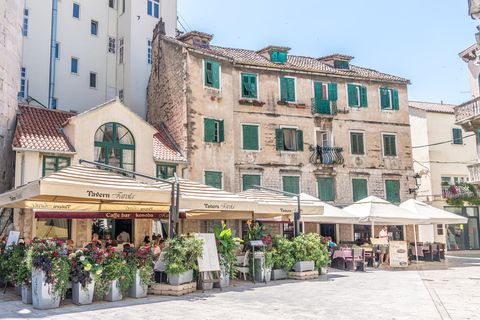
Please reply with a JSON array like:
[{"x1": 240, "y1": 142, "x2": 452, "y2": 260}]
[{"x1": 413, "y1": 224, "x2": 419, "y2": 262}]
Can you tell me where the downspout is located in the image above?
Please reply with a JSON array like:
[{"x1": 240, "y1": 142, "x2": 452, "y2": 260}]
[
  {"x1": 48, "y1": 0, "x2": 58, "y2": 109},
  {"x1": 20, "y1": 151, "x2": 25, "y2": 186}
]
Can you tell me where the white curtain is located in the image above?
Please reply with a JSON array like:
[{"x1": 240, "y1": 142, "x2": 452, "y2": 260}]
[
  {"x1": 283, "y1": 130, "x2": 296, "y2": 151},
  {"x1": 36, "y1": 219, "x2": 69, "y2": 240}
]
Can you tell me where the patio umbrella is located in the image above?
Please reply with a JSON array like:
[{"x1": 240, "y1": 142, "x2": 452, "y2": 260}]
[
  {"x1": 295, "y1": 194, "x2": 357, "y2": 224},
  {"x1": 399, "y1": 199, "x2": 468, "y2": 224}
]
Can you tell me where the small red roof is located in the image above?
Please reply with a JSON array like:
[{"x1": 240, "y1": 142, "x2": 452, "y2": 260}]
[
  {"x1": 153, "y1": 125, "x2": 187, "y2": 163},
  {"x1": 409, "y1": 101, "x2": 456, "y2": 114}
]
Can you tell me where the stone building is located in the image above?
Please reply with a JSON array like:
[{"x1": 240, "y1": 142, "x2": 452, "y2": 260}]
[{"x1": 147, "y1": 30, "x2": 416, "y2": 242}]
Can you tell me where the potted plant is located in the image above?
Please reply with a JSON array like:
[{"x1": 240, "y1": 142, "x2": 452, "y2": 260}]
[
  {"x1": 97, "y1": 250, "x2": 133, "y2": 302},
  {"x1": 0, "y1": 244, "x2": 25, "y2": 296},
  {"x1": 292, "y1": 233, "x2": 325, "y2": 272},
  {"x1": 9, "y1": 245, "x2": 32, "y2": 303},
  {"x1": 127, "y1": 247, "x2": 154, "y2": 298},
  {"x1": 164, "y1": 235, "x2": 204, "y2": 286},
  {"x1": 315, "y1": 236, "x2": 331, "y2": 275},
  {"x1": 297, "y1": 103, "x2": 306, "y2": 108},
  {"x1": 245, "y1": 221, "x2": 273, "y2": 282},
  {"x1": 68, "y1": 248, "x2": 104, "y2": 305},
  {"x1": 271, "y1": 235, "x2": 294, "y2": 280},
  {"x1": 213, "y1": 223, "x2": 242, "y2": 287}
]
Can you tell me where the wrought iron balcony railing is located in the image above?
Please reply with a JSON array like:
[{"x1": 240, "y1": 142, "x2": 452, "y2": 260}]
[
  {"x1": 455, "y1": 96, "x2": 480, "y2": 123},
  {"x1": 310, "y1": 146, "x2": 344, "y2": 165},
  {"x1": 311, "y1": 98, "x2": 337, "y2": 116}
]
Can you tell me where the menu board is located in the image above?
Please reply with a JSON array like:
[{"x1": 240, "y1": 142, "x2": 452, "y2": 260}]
[
  {"x1": 6, "y1": 231, "x2": 20, "y2": 248},
  {"x1": 389, "y1": 241, "x2": 408, "y2": 268},
  {"x1": 195, "y1": 233, "x2": 220, "y2": 272}
]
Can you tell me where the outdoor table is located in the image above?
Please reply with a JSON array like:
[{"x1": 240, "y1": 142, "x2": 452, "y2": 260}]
[{"x1": 331, "y1": 250, "x2": 352, "y2": 270}]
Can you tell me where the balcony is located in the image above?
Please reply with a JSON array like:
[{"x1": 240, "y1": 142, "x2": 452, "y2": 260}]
[
  {"x1": 309, "y1": 146, "x2": 344, "y2": 165},
  {"x1": 311, "y1": 98, "x2": 337, "y2": 117},
  {"x1": 442, "y1": 184, "x2": 475, "y2": 198},
  {"x1": 468, "y1": 163, "x2": 480, "y2": 184},
  {"x1": 455, "y1": 96, "x2": 480, "y2": 131}
]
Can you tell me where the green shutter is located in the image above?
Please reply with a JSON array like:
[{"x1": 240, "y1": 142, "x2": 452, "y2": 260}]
[
  {"x1": 296, "y1": 130, "x2": 303, "y2": 151},
  {"x1": 348, "y1": 84, "x2": 357, "y2": 106},
  {"x1": 351, "y1": 132, "x2": 364, "y2": 155},
  {"x1": 251, "y1": 125, "x2": 258, "y2": 150},
  {"x1": 242, "y1": 74, "x2": 257, "y2": 98},
  {"x1": 384, "y1": 135, "x2": 396, "y2": 156},
  {"x1": 206, "y1": 172, "x2": 221, "y2": 189},
  {"x1": 205, "y1": 60, "x2": 212, "y2": 86},
  {"x1": 318, "y1": 178, "x2": 334, "y2": 201},
  {"x1": 212, "y1": 61, "x2": 219, "y2": 88},
  {"x1": 286, "y1": 78, "x2": 295, "y2": 101},
  {"x1": 453, "y1": 128, "x2": 463, "y2": 145},
  {"x1": 205, "y1": 172, "x2": 214, "y2": 186},
  {"x1": 328, "y1": 83, "x2": 337, "y2": 101},
  {"x1": 283, "y1": 176, "x2": 299, "y2": 194},
  {"x1": 386, "y1": 180, "x2": 400, "y2": 203},
  {"x1": 271, "y1": 51, "x2": 278, "y2": 61},
  {"x1": 278, "y1": 51, "x2": 287, "y2": 62},
  {"x1": 242, "y1": 74, "x2": 249, "y2": 97},
  {"x1": 380, "y1": 87, "x2": 390, "y2": 109},
  {"x1": 204, "y1": 118, "x2": 215, "y2": 142},
  {"x1": 214, "y1": 172, "x2": 221, "y2": 189},
  {"x1": 243, "y1": 125, "x2": 250, "y2": 149},
  {"x1": 276, "y1": 129, "x2": 284, "y2": 150},
  {"x1": 243, "y1": 175, "x2": 260, "y2": 191},
  {"x1": 360, "y1": 86, "x2": 368, "y2": 107},
  {"x1": 392, "y1": 89, "x2": 399, "y2": 110},
  {"x1": 352, "y1": 179, "x2": 368, "y2": 202},
  {"x1": 250, "y1": 75, "x2": 257, "y2": 98},
  {"x1": 243, "y1": 125, "x2": 258, "y2": 150},
  {"x1": 219, "y1": 120, "x2": 224, "y2": 142},
  {"x1": 280, "y1": 78, "x2": 287, "y2": 101},
  {"x1": 314, "y1": 82, "x2": 323, "y2": 99}
]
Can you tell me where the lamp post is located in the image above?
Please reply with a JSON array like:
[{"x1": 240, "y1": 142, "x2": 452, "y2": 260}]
[{"x1": 409, "y1": 173, "x2": 422, "y2": 199}]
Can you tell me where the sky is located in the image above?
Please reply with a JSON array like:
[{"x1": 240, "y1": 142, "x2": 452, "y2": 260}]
[{"x1": 177, "y1": 0, "x2": 479, "y2": 105}]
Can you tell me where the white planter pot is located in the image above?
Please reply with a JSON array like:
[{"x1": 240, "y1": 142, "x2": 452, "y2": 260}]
[
  {"x1": 129, "y1": 269, "x2": 148, "y2": 299},
  {"x1": 254, "y1": 264, "x2": 272, "y2": 283},
  {"x1": 15, "y1": 285, "x2": 22, "y2": 296},
  {"x1": 272, "y1": 269, "x2": 288, "y2": 280},
  {"x1": 22, "y1": 285, "x2": 32, "y2": 304},
  {"x1": 168, "y1": 269, "x2": 193, "y2": 286},
  {"x1": 293, "y1": 261, "x2": 315, "y2": 272},
  {"x1": 320, "y1": 267, "x2": 328, "y2": 275},
  {"x1": 213, "y1": 266, "x2": 229, "y2": 288},
  {"x1": 72, "y1": 280, "x2": 95, "y2": 305},
  {"x1": 198, "y1": 272, "x2": 214, "y2": 290},
  {"x1": 103, "y1": 279, "x2": 122, "y2": 302},
  {"x1": 31, "y1": 269, "x2": 60, "y2": 310}
]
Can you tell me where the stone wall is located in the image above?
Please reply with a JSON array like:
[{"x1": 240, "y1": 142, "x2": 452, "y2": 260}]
[{"x1": 339, "y1": 224, "x2": 353, "y2": 242}]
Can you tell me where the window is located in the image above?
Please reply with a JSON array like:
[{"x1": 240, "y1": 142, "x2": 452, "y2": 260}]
[
  {"x1": 37, "y1": 219, "x2": 71, "y2": 241},
  {"x1": 280, "y1": 77, "x2": 295, "y2": 101},
  {"x1": 119, "y1": 89, "x2": 124, "y2": 101},
  {"x1": 147, "y1": 40, "x2": 152, "y2": 64},
  {"x1": 241, "y1": 73, "x2": 257, "y2": 98},
  {"x1": 108, "y1": 37, "x2": 116, "y2": 53},
  {"x1": 23, "y1": 9, "x2": 29, "y2": 37},
  {"x1": 200, "y1": 220, "x2": 223, "y2": 233},
  {"x1": 73, "y1": 3, "x2": 80, "y2": 18},
  {"x1": 19, "y1": 67, "x2": 26, "y2": 98},
  {"x1": 91, "y1": 20, "x2": 98, "y2": 36},
  {"x1": 55, "y1": 42, "x2": 60, "y2": 59},
  {"x1": 119, "y1": 38, "x2": 124, "y2": 64},
  {"x1": 157, "y1": 165, "x2": 176, "y2": 179},
  {"x1": 347, "y1": 84, "x2": 367, "y2": 107},
  {"x1": 271, "y1": 50, "x2": 287, "y2": 63},
  {"x1": 242, "y1": 125, "x2": 259, "y2": 150},
  {"x1": 89, "y1": 72, "x2": 97, "y2": 88},
  {"x1": 334, "y1": 60, "x2": 349, "y2": 69},
  {"x1": 383, "y1": 134, "x2": 397, "y2": 157},
  {"x1": 352, "y1": 179, "x2": 368, "y2": 202},
  {"x1": 204, "y1": 118, "x2": 224, "y2": 143},
  {"x1": 283, "y1": 176, "x2": 300, "y2": 195},
  {"x1": 121, "y1": 0, "x2": 125, "y2": 14},
  {"x1": 385, "y1": 180, "x2": 400, "y2": 203},
  {"x1": 52, "y1": 98, "x2": 57, "y2": 109},
  {"x1": 441, "y1": 177, "x2": 451, "y2": 185},
  {"x1": 380, "y1": 87, "x2": 399, "y2": 110},
  {"x1": 94, "y1": 123, "x2": 135, "y2": 170},
  {"x1": 243, "y1": 175, "x2": 260, "y2": 191},
  {"x1": 452, "y1": 128, "x2": 463, "y2": 145},
  {"x1": 109, "y1": 0, "x2": 116, "y2": 8},
  {"x1": 314, "y1": 82, "x2": 338, "y2": 101},
  {"x1": 204, "y1": 59, "x2": 220, "y2": 88},
  {"x1": 71, "y1": 58, "x2": 78, "y2": 74},
  {"x1": 205, "y1": 171, "x2": 222, "y2": 189},
  {"x1": 318, "y1": 178, "x2": 334, "y2": 201},
  {"x1": 43, "y1": 156, "x2": 71, "y2": 177},
  {"x1": 276, "y1": 128, "x2": 303, "y2": 151},
  {"x1": 350, "y1": 132, "x2": 364, "y2": 155},
  {"x1": 147, "y1": 0, "x2": 160, "y2": 18},
  {"x1": 437, "y1": 224, "x2": 444, "y2": 236}
]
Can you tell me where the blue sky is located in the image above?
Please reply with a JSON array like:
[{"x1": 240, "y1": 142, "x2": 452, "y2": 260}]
[{"x1": 177, "y1": 0, "x2": 479, "y2": 105}]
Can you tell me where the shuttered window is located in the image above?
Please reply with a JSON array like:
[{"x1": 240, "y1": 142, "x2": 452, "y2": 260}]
[
  {"x1": 243, "y1": 175, "x2": 260, "y2": 191},
  {"x1": 385, "y1": 180, "x2": 400, "y2": 203},
  {"x1": 242, "y1": 74, "x2": 257, "y2": 98},
  {"x1": 205, "y1": 171, "x2": 222, "y2": 189},
  {"x1": 380, "y1": 87, "x2": 399, "y2": 110},
  {"x1": 271, "y1": 51, "x2": 287, "y2": 62},
  {"x1": 156, "y1": 165, "x2": 176, "y2": 179},
  {"x1": 204, "y1": 118, "x2": 224, "y2": 143},
  {"x1": 352, "y1": 179, "x2": 368, "y2": 202},
  {"x1": 205, "y1": 59, "x2": 220, "y2": 88},
  {"x1": 43, "y1": 156, "x2": 71, "y2": 177},
  {"x1": 350, "y1": 132, "x2": 365, "y2": 155},
  {"x1": 276, "y1": 128, "x2": 303, "y2": 151},
  {"x1": 452, "y1": 128, "x2": 463, "y2": 145},
  {"x1": 242, "y1": 125, "x2": 259, "y2": 150},
  {"x1": 318, "y1": 178, "x2": 334, "y2": 201},
  {"x1": 280, "y1": 77, "x2": 295, "y2": 102},
  {"x1": 348, "y1": 84, "x2": 367, "y2": 107},
  {"x1": 283, "y1": 176, "x2": 300, "y2": 195},
  {"x1": 383, "y1": 134, "x2": 397, "y2": 156}
]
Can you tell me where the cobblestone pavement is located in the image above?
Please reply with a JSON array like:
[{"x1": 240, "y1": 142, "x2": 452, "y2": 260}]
[{"x1": 0, "y1": 251, "x2": 479, "y2": 320}]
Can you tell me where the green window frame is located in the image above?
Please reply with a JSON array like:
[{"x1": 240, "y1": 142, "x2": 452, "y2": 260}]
[
  {"x1": 243, "y1": 175, "x2": 260, "y2": 191},
  {"x1": 280, "y1": 77, "x2": 295, "y2": 102},
  {"x1": 42, "y1": 156, "x2": 71, "y2": 177},
  {"x1": 241, "y1": 73, "x2": 257, "y2": 98},
  {"x1": 271, "y1": 50, "x2": 287, "y2": 63},
  {"x1": 156, "y1": 164, "x2": 176, "y2": 179},
  {"x1": 334, "y1": 60, "x2": 349, "y2": 69},
  {"x1": 94, "y1": 122, "x2": 135, "y2": 171},
  {"x1": 283, "y1": 176, "x2": 300, "y2": 195},
  {"x1": 352, "y1": 179, "x2": 368, "y2": 202},
  {"x1": 383, "y1": 134, "x2": 397, "y2": 156},
  {"x1": 350, "y1": 132, "x2": 365, "y2": 155},
  {"x1": 452, "y1": 128, "x2": 463, "y2": 145},
  {"x1": 242, "y1": 125, "x2": 259, "y2": 150},
  {"x1": 276, "y1": 128, "x2": 303, "y2": 151},
  {"x1": 204, "y1": 59, "x2": 220, "y2": 88},
  {"x1": 205, "y1": 171, "x2": 222, "y2": 189},
  {"x1": 385, "y1": 180, "x2": 400, "y2": 203},
  {"x1": 318, "y1": 178, "x2": 334, "y2": 201},
  {"x1": 314, "y1": 82, "x2": 338, "y2": 101},
  {"x1": 347, "y1": 84, "x2": 367, "y2": 107},
  {"x1": 380, "y1": 87, "x2": 399, "y2": 110},
  {"x1": 204, "y1": 118, "x2": 224, "y2": 143}
]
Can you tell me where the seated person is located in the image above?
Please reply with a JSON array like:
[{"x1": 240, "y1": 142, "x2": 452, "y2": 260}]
[
  {"x1": 326, "y1": 237, "x2": 336, "y2": 246},
  {"x1": 153, "y1": 240, "x2": 166, "y2": 260},
  {"x1": 85, "y1": 239, "x2": 101, "y2": 249},
  {"x1": 92, "y1": 233, "x2": 102, "y2": 246},
  {"x1": 142, "y1": 236, "x2": 151, "y2": 247},
  {"x1": 123, "y1": 243, "x2": 131, "y2": 257},
  {"x1": 116, "y1": 234, "x2": 124, "y2": 244},
  {"x1": 61, "y1": 239, "x2": 75, "y2": 255}
]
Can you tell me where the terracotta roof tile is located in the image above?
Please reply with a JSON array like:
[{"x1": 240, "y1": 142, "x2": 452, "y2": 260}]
[
  {"x1": 153, "y1": 125, "x2": 187, "y2": 163},
  {"x1": 408, "y1": 101, "x2": 456, "y2": 114}
]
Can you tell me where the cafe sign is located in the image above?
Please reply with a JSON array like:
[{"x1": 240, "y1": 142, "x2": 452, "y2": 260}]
[{"x1": 34, "y1": 211, "x2": 187, "y2": 219}]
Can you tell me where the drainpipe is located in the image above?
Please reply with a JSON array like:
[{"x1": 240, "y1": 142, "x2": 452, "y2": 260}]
[
  {"x1": 48, "y1": 0, "x2": 58, "y2": 109},
  {"x1": 20, "y1": 151, "x2": 25, "y2": 186}
]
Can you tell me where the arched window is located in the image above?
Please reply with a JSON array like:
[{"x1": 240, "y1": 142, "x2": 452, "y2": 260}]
[{"x1": 94, "y1": 122, "x2": 135, "y2": 170}]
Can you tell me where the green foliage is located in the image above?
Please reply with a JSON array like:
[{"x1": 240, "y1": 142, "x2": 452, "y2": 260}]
[
  {"x1": 213, "y1": 223, "x2": 242, "y2": 279},
  {"x1": 445, "y1": 183, "x2": 480, "y2": 207},
  {"x1": 292, "y1": 233, "x2": 330, "y2": 269},
  {"x1": 0, "y1": 244, "x2": 28, "y2": 287},
  {"x1": 244, "y1": 220, "x2": 272, "y2": 252},
  {"x1": 127, "y1": 247, "x2": 155, "y2": 287},
  {"x1": 271, "y1": 235, "x2": 295, "y2": 272},
  {"x1": 95, "y1": 251, "x2": 133, "y2": 298},
  {"x1": 164, "y1": 234, "x2": 204, "y2": 275}
]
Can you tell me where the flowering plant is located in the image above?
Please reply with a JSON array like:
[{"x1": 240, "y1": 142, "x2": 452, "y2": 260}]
[
  {"x1": 292, "y1": 233, "x2": 330, "y2": 269},
  {"x1": 95, "y1": 250, "x2": 133, "y2": 298},
  {"x1": 68, "y1": 248, "x2": 104, "y2": 290},
  {"x1": 127, "y1": 247, "x2": 155, "y2": 286},
  {"x1": 164, "y1": 234, "x2": 204, "y2": 275},
  {"x1": 213, "y1": 223, "x2": 242, "y2": 279},
  {"x1": 0, "y1": 244, "x2": 30, "y2": 288},
  {"x1": 271, "y1": 235, "x2": 294, "y2": 272}
]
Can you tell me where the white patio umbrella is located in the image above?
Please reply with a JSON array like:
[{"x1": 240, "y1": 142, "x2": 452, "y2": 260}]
[
  {"x1": 295, "y1": 193, "x2": 357, "y2": 224},
  {"x1": 399, "y1": 199, "x2": 468, "y2": 224}
]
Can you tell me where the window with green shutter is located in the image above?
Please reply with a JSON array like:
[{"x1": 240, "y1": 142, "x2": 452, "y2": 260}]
[
  {"x1": 156, "y1": 165, "x2": 176, "y2": 179},
  {"x1": 276, "y1": 128, "x2": 303, "y2": 151},
  {"x1": 242, "y1": 125, "x2": 259, "y2": 150},
  {"x1": 43, "y1": 156, "x2": 71, "y2": 177},
  {"x1": 350, "y1": 132, "x2": 365, "y2": 155},
  {"x1": 348, "y1": 84, "x2": 367, "y2": 107},
  {"x1": 352, "y1": 179, "x2": 368, "y2": 202},
  {"x1": 204, "y1": 59, "x2": 219, "y2": 88},
  {"x1": 452, "y1": 128, "x2": 463, "y2": 145},
  {"x1": 241, "y1": 73, "x2": 257, "y2": 98},
  {"x1": 280, "y1": 77, "x2": 295, "y2": 102},
  {"x1": 380, "y1": 87, "x2": 399, "y2": 110},
  {"x1": 383, "y1": 134, "x2": 397, "y2": 156},
  {"x1": 283, "y1": 176, "x2": 300, "y2": 195},
  {"x1": 334, "y1": 60, "x2": 349, "y2": 69},
  {"x1": 205, "y1": 171, "x2": 222, "y2": 189},
  {"x1": 271, "y1": 50, "x2": 287, "y2": 63},
  {"x1": 385, "y1": 180, "x2": 400, "y2": 203},
  {"x1": 204, "y1": 118, "x2": 224, "y2": 143},
  {"x1": 318, "y1": 178, "x2": 334, "y2": 201},
  {"x1": 243, "y1": 175, "x2": 260, "y2": 191}
]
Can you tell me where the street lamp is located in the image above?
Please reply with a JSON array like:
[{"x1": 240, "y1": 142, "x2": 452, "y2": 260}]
[{"x1": 409, "y1": 173, "x2": 422, "y2": 195}]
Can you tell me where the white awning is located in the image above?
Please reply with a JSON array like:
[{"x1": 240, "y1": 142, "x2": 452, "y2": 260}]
[{"x1": 399, "y1": 199, "x2": 468, "y2": 224}]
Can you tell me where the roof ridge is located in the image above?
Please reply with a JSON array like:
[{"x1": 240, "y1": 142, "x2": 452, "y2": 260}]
[{"x1": 18, "y1": 104, "x2": 77, "y2": 116}]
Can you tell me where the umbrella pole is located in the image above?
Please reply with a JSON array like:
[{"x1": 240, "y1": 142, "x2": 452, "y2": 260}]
[
  {"x1": 371, "y1": 220, "x2": 376, "y2": 265},
  {"x1": 302, "y1": 220, "x2": 305, "y2": 233},
  {"x1": 413, "y1": 224, "x2": 419, "y2": 262}
]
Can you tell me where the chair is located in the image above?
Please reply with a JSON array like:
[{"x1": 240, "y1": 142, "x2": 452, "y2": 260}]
[
  {"x1": 330, "y1": 248, "x2": 345, "y2": 270},
  {"x1": 345, "y1": 248, "x2": 366, "y2": 272},
  {"x1": 236, "y1": 251, "x2": 249, "y2": 281},
  {"x1": 154, "y1": 252, "x2": 167, "y2": 283},
  {"x1": 424, "y1": 244, "x2": 440, "y2": 262}
]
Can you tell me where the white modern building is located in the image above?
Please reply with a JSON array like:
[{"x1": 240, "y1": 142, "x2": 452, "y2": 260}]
[{"x1": 20, "y1": 0, "x2": 177, "y2": 118}]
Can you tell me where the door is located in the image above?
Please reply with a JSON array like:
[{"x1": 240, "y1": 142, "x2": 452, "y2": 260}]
[{"x1": 445, "y1": 207, "x2": 480, "y2": 250}]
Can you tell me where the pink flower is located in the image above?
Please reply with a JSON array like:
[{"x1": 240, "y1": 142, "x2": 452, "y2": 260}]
[
  {"x1": 121, "y1": 276, "x2": 125, "y2": 279},
  {"x1": 110, "y1": 248, "x2": 114, "y2": 252},
  {"x1": 72, "y1": 261, "x2": 75, "y2": 264},
  {"x1": 94, "y1": 254, "x2": 97, "y2": 257},
  {"x1": 105, "y1": 292, "x2": 109, "y2": 295},
  {"x1": 143, "y1": 255, "x2": 146, "y2": 258},
  {"x1": 40, "y1": 247, "x2": 44, "y2": 249},
  {"x1": 58, "y1": 241, "x2": 63, "y2": 244}
]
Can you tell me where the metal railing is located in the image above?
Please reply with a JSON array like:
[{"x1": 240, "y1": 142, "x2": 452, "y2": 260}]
[
  {"x1": 441, "y1": 184, "x2": 474, "y2": 198},
  {"x1": 311, "y1": 98, "x2": 337, "y2": 116},
  {"x1": 0, "y1": 208, "x2": 13, "y2": 236},
  {"x1": 309, "y1": 146, "x2": 344, "y2": 165},
  {"x1": 455, "y1": 96, "x2": 480, "y2": 122}
]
